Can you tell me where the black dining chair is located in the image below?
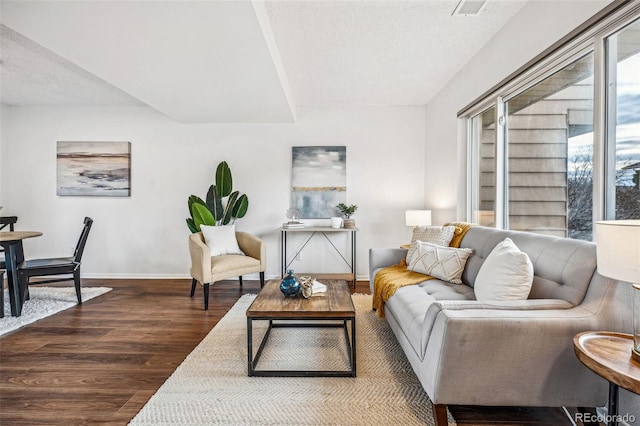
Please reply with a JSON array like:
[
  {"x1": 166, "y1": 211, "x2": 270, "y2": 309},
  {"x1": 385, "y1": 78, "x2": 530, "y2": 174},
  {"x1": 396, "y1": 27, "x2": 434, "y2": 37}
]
[
  {"x1": 0, "y1": 216, "x2": 19, "y2": 264},
  {"x1": 17, "y1": 217, "x2": 93, "y2": 305},
  {"x1": 0, "y1": 269, "x2": 4, "y2": 318},
  {"x1": 0, "y1": 216, "x2": 18, "y2": 232},
  {"x1": 1, "y1": 216, "x2": 20, "y2": 308}
]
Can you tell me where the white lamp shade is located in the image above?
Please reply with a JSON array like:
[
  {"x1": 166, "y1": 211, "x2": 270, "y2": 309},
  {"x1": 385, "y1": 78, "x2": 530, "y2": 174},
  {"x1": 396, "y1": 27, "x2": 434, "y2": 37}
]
[
  {"x1": 405, "y1": 210, "x2": 432, "y2": 227},
  {"x1": 595, "y1": 220, "x2": 640, "y2": 283}
]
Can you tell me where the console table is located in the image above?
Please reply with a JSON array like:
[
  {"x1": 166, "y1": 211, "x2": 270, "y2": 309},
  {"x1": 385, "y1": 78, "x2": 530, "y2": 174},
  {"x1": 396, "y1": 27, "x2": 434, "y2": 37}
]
[
  {"x1": 280, "y1": 226, "x2": 358, "y2": 287},
  {"x1": 573, "y1": 331, "x2": 640, "y2": 426}
]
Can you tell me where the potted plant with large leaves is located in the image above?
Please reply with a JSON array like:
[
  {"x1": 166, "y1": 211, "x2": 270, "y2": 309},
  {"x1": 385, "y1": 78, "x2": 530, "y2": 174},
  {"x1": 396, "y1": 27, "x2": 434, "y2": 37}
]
[{"x1": 186, "y1": 161, "x2": 249, "y2": 233}]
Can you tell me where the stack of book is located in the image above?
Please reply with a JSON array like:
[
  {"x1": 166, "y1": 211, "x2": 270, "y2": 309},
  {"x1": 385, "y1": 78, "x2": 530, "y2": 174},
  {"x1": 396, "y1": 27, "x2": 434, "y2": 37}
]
[{"x1": 283, "y1": 222, "x2": 305, "y2": 228}]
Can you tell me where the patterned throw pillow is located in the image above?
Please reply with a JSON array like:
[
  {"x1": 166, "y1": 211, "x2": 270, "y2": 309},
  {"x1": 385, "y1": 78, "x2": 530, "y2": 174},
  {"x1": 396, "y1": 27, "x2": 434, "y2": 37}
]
[
  {"x1": 407, "y1": 241, "x2": 473, "y2": 284},
  {"x1": 406, "y1": 225, "x2": 456, "y2": 265}
]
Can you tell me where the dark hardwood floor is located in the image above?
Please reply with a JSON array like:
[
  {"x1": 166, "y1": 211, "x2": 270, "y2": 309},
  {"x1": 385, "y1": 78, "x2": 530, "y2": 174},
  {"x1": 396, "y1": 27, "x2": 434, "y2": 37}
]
[{"x1": 0, "y1": 279, "x2": 589, "y2": 425}]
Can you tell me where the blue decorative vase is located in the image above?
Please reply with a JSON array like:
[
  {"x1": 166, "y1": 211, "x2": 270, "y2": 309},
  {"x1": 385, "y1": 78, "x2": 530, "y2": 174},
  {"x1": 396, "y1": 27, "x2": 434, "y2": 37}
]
[{"x1": 280, "y1": 270, "x2": 300, "y2": 297}]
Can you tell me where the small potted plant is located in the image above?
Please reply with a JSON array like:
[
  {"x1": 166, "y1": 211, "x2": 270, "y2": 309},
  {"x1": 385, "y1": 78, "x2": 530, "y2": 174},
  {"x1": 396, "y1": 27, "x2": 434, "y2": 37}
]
[{"x1": 336, "y1": 203, "x2": 358, "y2": 228}]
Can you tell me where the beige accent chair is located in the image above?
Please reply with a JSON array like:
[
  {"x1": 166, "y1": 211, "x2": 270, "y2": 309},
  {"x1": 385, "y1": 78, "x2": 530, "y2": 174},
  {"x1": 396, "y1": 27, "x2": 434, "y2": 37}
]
[{"x1": 189, "y1": 231, "x2": 265, "y2": 310}]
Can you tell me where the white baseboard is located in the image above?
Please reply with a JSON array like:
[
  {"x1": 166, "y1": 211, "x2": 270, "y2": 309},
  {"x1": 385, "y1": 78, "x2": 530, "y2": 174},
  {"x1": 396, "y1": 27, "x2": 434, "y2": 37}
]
[{"x1": 80, "y1": 273, "x2": 370, "y2": 281}]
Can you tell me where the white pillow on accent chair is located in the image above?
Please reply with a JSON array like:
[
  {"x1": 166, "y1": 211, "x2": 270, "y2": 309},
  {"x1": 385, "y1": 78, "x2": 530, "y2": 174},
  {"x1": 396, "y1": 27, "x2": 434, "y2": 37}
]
[
  {"x1": 200, "y1": 224, "x2": 244, "y2": 256},
  {"x1": 474, "y1": 238, "x2": 533, "y2": 302},
  {"x1": 407, "y1": 241, "x2": 473, "y2": 284}
]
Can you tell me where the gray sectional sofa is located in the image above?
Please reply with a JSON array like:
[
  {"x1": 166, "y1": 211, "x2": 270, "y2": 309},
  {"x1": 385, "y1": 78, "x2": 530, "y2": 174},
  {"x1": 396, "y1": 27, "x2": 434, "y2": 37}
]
[{"x1": 369, "y1": 226, "x2": 634, "y2": 425}]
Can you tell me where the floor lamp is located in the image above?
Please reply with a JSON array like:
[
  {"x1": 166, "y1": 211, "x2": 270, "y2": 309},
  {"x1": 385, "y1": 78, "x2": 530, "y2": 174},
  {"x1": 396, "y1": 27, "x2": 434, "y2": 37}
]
[{"x1": 595, "y1": 220, "x2": 640, "y2": 362}]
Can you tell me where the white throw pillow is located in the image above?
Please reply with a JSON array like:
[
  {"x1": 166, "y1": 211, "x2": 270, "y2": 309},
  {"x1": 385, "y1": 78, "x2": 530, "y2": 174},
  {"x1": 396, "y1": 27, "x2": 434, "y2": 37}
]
[
  {"x1": 200, "y1": 224, "x2": 244, "y2": 256},
  {"x1": 474, "y1": 238, "x2": 534, "y2": 302},
  {"x1": 406, "y1": 225, "x2": 456, "y2": 265},
  {"x1": 407, "y1": 241, "x2": 473, "y2": 284}
]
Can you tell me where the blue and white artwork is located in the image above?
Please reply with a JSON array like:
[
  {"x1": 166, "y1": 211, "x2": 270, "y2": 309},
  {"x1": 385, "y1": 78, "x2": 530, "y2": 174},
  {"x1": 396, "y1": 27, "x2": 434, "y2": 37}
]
[
  {"x1": 292, "y1": 146, "x2": 346, "y2": 218},
  {"x1": 57, "y1": 141, "x2": 131, "y2": 196}
]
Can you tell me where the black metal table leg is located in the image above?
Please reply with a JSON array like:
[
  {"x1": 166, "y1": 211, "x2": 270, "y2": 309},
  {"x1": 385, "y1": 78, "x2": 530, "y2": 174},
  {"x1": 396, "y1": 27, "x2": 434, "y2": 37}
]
[
  {"x1": 0, "y1": 269, "x2": 4, "y2": 318},
  {"x1": 351, "y1": 316, "x2": 356, "y2": 376},
  {"x1": 248, "y1": 317, "x2": 356, "y2": 377},
  {"x1": 280, "y1": 228, "x2": 358, "y2": 284},
  {"x1": 608, "y1": 381, "x2": 619, "y2": 426},
  {"x1": 281, "y1": 230, "x2": 285, "y2": 278},
  {"x1": 352, "y1": 231, "x2": 357, "y2": 288},
  {"x1": 247, "y1": 317, "x2": 254, "y2": 376},
  {"x1": 5, "y1": 243, "x2": 22, "y2": 317}
]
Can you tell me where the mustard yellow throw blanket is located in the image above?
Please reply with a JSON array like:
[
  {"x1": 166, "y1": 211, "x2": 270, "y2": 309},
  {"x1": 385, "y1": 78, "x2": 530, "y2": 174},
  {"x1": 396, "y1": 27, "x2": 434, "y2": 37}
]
[{"x1": 372, "y1": 222, "x2": 474, "y2": 318}]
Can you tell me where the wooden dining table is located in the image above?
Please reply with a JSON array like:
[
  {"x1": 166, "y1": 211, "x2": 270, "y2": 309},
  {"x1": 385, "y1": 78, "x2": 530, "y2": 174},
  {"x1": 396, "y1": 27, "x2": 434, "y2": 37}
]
[{"x1": 0, "y1": 231, "x2": 42, "y2": 317}]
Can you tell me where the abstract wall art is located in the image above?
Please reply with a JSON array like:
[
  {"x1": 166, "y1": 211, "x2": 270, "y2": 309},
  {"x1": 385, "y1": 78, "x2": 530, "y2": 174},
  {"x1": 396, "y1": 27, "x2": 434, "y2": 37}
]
[
  {"x1": 57, "y1": 141, "x2": 131, "y2": 196},
  {"x1": 291, "y1": 146, "x2": 346, "y2": 218}
]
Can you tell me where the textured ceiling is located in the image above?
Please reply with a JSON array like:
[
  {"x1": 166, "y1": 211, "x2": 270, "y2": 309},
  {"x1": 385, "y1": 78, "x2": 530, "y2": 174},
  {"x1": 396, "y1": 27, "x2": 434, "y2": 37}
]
[
  {"x1": 0, "y1": 25, "x2": 145, "y2": 107},
  {"x1": 0, "y1": 0, "x2": 529, "y2": 122},
  {"x1": 265, "y1": 0, "x2": 528, "y2": 106},
  {"x1": 0, "y1": 0, "x2": 295, "y2": 123}
]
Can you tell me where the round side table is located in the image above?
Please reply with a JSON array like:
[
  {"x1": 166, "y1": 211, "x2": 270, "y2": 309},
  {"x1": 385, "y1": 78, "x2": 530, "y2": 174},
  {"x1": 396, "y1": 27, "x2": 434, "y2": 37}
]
[{"x1": 573, "y1": 331, "x2": 640, "y2": 426}]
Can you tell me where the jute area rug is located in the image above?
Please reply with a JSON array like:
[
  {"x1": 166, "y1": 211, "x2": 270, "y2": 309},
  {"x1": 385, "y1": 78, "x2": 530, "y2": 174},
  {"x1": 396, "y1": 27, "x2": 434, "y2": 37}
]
[
  {"x1": 0, "y1": 286, "x2": 112, "y2": 336},
  {"x1": 130, "y1": 294, "x2": 456, "y2": 425}
]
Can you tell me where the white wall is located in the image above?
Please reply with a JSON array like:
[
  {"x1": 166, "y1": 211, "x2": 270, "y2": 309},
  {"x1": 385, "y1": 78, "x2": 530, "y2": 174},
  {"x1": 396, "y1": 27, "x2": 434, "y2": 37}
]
[
  {"x1": 0, "y1": 105, "x2": 6, "y2": 207},
  {"x1": 0, "y1": 105, "x2": 425, "y2": 280},
  {"x1": 423, "y1": 0, "x2": 611, "y2": 222}
]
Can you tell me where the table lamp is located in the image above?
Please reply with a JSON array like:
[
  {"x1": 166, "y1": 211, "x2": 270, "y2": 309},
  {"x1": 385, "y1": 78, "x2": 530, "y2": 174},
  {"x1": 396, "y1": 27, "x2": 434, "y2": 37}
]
[
  {"x1": 595, "y1": 220, "x2": 640, "y2": 362},
  {"x1": 405, "y1": 210, "x2": 432, "y2": 228}
]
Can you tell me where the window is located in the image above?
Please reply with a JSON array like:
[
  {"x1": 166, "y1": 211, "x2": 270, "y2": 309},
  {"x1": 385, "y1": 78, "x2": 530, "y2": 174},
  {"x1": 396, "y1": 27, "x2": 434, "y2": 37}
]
[
  {"x1": 470, "y1": 106, "x2": 497, "y2": 227},
  {"x1": 507, "y1": 53, "x2": 594, "y2": 239},
  {"x1": 463, "y1": 4, "x2": 640, "y2": 241},
  {"x1": 606, "y1": 18, "x2": 640, "y2": 220}
]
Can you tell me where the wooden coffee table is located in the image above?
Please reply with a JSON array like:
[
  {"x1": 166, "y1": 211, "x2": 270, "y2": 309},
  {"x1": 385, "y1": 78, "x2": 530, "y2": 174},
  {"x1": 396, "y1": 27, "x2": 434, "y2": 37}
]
[{"x1": 246, "y1": 279, "x2": 356, "y2": 377}]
